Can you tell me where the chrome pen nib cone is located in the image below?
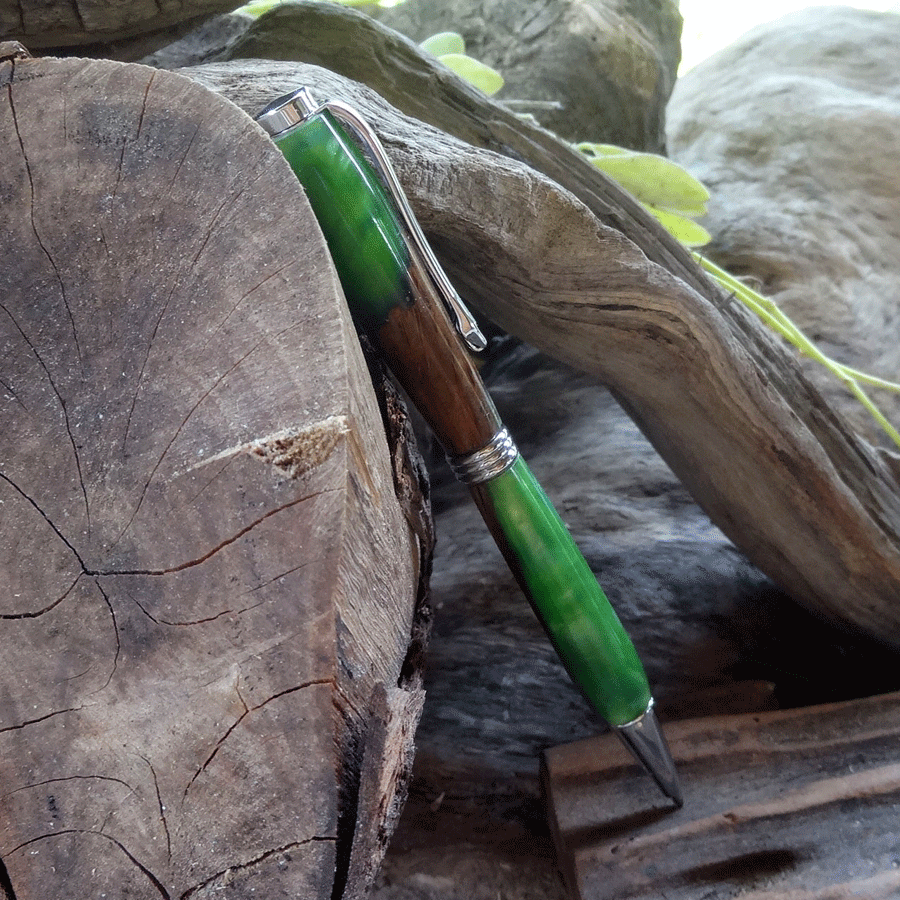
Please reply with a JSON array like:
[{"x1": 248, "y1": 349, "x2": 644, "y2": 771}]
[{"x1": 616, "y1": 703, "x2": 683, "y2": 807}]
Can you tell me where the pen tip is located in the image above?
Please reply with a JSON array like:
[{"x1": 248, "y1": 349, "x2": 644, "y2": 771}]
[{"x1": 615, "y1": 703, "x2": 683, "y2": 808}]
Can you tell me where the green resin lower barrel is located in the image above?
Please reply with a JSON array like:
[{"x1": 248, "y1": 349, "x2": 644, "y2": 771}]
[
  {"x1": 483, "y1": 456, "x2": 652, "y2": 726},
  {"x1": 272, "y1": 111, "x2": 411, "y2": 329}
]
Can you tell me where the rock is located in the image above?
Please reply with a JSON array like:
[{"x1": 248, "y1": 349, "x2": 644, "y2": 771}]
[
  {"x1": 375, "y1": 0, "x2": 682, "y2": 150},
  {"x1": 667, "y1": 6, "x2": 900, "y2": 448}
]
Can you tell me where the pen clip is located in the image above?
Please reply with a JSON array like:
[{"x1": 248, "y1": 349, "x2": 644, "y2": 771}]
[{"x1": 261, "y1": 87, "x2": 487, "y2": 354}]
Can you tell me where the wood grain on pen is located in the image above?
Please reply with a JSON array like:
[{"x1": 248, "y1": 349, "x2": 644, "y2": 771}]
[{"x1": 376, "y1": 258, "x2": 500, "y2": 458}]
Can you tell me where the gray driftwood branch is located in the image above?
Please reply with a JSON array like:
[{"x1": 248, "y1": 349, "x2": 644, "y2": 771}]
[{"x1": 186, "y1": 35, "x2": 900, "y2": 645}]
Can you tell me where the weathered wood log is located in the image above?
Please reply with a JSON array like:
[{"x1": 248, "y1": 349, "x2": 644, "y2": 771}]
[
  {"x1": 183, "y1": 54, "x2": 900, "y2": 645},
  {"x1": 0, "y1": 55, "x2": 429, "y2": 899},
  {"x1": 543, "y1": 689, "x2": 900, "y2": 900},
  {"x1": 0, "y1": 0, "x2": 241, "y2": 58}
]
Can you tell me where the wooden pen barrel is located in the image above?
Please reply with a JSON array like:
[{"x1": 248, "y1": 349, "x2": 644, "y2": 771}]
[{"x1": 377, "y1": 258, "x2": 500, "y2": 458}]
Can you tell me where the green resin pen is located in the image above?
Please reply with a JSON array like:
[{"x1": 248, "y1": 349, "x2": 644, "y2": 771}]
[{"x1": 255, "y1": 88, "x2": 682, "y2": 806}]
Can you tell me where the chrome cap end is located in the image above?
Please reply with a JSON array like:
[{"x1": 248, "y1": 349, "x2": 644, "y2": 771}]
[{"x1": 254, "y1": 86, "x2": 320, "y2": 137}]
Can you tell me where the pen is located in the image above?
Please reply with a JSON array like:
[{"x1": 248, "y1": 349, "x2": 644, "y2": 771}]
[{"x1": 255, "y1": 88, "x2": 682, "y2": 806}]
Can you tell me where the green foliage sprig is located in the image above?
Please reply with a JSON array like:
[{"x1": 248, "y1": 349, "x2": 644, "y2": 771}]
[
  {"x1": 577, "y1": 143, "x2": 711, "y2": 247},
  {"x1": 695, "y1": 254, "x2": 900, "y2": 448},
  {"x1": 576, "y1": 143, "x2": 900, "y2": 450},
  {"x1": 419, "y1": 32, "x2": 504, "y2": 96}
]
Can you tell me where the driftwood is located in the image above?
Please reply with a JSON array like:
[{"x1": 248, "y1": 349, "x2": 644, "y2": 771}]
[
  {"x1": 543, "y1": 689, "x2": 900, "y2": 899},
  {"x1": 0, "y1": 55, "x2": 429, "y2": 899},
  {"x1": 372, "y1": 0, "x2": 682, "y2": 150},
  {"x1": 173, "y1": 46, "x2": 900, "y2": 899},
  {"x1": 184, "y1": 42, "x2": 900, "y2": 645},
  {"x1": 0, "y1": 0, "x2": 240, "y2": 58}
]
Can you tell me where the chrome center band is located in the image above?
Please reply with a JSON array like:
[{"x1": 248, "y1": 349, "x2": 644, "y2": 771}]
[{"x1": 449, "y1": 428, "x2": 519, "y2": 485}]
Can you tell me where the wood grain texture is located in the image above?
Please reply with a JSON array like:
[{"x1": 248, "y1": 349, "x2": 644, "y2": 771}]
[
  {"x1": 0, "y1": 0, "x2": 239, "y2": 52},
  {"x1": 543, "y1": 690, "x2": 900, "y2": 900},
  {"x1": 0, "y1": 56, "x2": 425, "y2": 899},
  {"x1": 183, "y1": 54, "x2": 900, "y2": 645}
]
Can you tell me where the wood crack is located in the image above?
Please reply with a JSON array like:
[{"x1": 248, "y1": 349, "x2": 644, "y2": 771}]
[
  {"x1": 178, "y1": 836, "x2": 338, "y2": 900},
  {"x1": 128, "y1": 561, "x2": 312, "y2": 626},
  {"x1": 6, "y1": 830, "x2": 170, "y2": 899},
  {"x1": 165, "y1": 122, "x2": 200, "y2": 191},
  {"x1": 0, "y1": 706, "x2": 83, "y2": 735},
  {"x1": 98, "y1": 489, "x2": 336, "y2": 577},
  {"x1": 0, "y1": 471, "x2": 85, "y2": 570},
  {"x1": 0, "y1": 374, "x2": 25, "y2": 410},
  {"x1": 195, "y1": 258, "x2": 299, "y2": 355},
  {"x1": 1, "y1": 774, "x2": 135, "y2": 802},
  {"x1": 0, "y1": 574, "x2": 80, "y2": 620},
  {"x1": 6, "y1": 79, "x2": 84, "y2": 373},
  {"x1": 139, "y1": 755, "x2": 172, "y2": 863},
  {"x1": 0, "y1": 301, "x2": 89, "y2": 531},
  {"x1": 181, "y1": 679, "x2": 333, "y2": 803},
  {"x1": 92, "y1": 580, "x2": 120, "y2": 691}
]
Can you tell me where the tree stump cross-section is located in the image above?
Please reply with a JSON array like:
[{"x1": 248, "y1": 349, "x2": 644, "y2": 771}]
[{"x1": 0, "y1": 56, "x2": 426, "y2": 899}]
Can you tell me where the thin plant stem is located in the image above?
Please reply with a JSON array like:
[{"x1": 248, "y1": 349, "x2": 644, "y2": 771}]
[{"x1": 694, "y1": 253, "x2": 900, "y2": 451}]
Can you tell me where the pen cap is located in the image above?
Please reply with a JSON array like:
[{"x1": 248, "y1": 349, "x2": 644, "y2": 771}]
[
  {"x1": 255, "y1": 90, "x2": 413, "y2": 331},
  {"x1": 257, "y1": 89, "x2": 501, "y2": 455}
]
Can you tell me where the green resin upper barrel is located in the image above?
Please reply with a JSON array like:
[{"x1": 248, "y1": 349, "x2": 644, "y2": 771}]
[
  {"x1": 271, "y1": 111, "x2": 411, "y2": 329},
  {"x1": 484, "y1": 456, "x2": 652, "y2": 726}
]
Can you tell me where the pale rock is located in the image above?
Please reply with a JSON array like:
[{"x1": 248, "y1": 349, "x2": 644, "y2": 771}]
[{"x1": 667, "y1": 6, "x2": 900, "y2": 448}]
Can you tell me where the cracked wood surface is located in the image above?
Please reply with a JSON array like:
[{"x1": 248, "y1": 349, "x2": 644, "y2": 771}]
[
  {"x1": 0, "y1": 56, "x2": 426, "y2": 899},
  {"x1": 184, "y1": 53, "x2": 900, "y2": 646}
]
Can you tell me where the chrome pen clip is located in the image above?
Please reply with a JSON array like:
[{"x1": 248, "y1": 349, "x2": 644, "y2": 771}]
[{"x1": 256, "y1": 87, "x2": 487, "y2": 353}]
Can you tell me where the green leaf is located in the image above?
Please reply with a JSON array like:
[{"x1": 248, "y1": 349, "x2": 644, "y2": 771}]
[
  {"x1": 437, "y1": 53, "x2": 504, "y2": 96},
  {"x1": 236, "y1": 0, "x2": 284, "y2": 17},
  {"x1": 237, "y1": 0, "x2": 395, "y2": 12},
  {"x1": 420, "y1": 31, "x2": 466, "y2": 56},
  {"x1": 577, "y1": 143, "x2": 709, "y2": 216},
  {"x1": 643, "y1": 204, "x2": 711, "y2": 247}
]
